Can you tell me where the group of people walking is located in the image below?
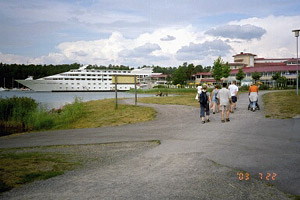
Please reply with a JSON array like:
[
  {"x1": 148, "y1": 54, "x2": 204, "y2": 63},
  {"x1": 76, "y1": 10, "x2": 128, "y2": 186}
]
[{"x1": 198, "y1": 81, "x2": 239, "y2": 124}]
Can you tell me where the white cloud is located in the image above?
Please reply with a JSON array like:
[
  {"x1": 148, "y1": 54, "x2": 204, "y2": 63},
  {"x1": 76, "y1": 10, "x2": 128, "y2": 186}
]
[
  {"x1": 227, "y1": 15, "x2": 300, "y2": 59},
  {"x1": 1, "y1": 15, "x2": 300, "y2": 67}
]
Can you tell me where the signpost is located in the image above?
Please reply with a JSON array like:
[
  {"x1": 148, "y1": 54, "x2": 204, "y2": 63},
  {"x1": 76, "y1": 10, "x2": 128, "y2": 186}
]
[{"x1": 112, "y1": 75, "x2": 138, "y2": 109}]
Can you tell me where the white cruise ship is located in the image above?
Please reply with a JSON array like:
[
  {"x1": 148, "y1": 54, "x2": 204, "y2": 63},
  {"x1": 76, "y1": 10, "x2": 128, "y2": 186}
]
[{"x1": 16, "y1": 65, "x2": 136, "y2": 92}]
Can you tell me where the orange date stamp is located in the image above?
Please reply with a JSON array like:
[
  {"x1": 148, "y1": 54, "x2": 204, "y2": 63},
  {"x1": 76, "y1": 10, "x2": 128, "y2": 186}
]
[{"x1": 236, "y1": 172, "x2": 277, "y2": 181}]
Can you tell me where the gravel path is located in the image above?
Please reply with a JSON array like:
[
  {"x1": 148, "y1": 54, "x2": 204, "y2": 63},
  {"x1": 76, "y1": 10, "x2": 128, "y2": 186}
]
[{"x1": 0, "y1": 91, "x2": 299, "y2": 199}]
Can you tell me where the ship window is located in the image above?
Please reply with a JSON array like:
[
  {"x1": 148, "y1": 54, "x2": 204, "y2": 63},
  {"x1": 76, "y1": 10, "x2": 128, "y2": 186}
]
[
  {"x1": 76, "y1": 78, "x2": 80, "y2": 80},
  {"x1": 87, "y1": 78, "x2": 91, "y2": 80},
  {"x1": 77, "y1": 83, "x2": 80, "y2": 85},
  {"x1": 88, "y1": 87, "x2": 90, "y2": 89},
  {"x1": 105, "y1": 83, "x2": 107, "y2": 85},
  {"x1": 94, "y1": 87, "x2": 96, "y2": 89},
  {"x1": 81, "y1": 74, "x2": 85, "y2": 76},
  {"x1": 77, "y1": 87, "x2": 79, "y2": 89},
  {"x1": 104, "y1": 79, "x2": 107, "y2": 81},
  {"x1": 92, "y1": 79, "x2": 96, "y2": 80},
  {"x1": 65, "y1": 78, "x2": 69, "y2": 80},
  {"x1": 87, "y1": 74, "x2": 91, "y2": 76},
  {"x1": 60, "y1": 87, "x2": 62, "y2": 89},
  {"x1": 72, "y1": 87, "x2": 74, "y2": 89},
  {"x1": 123, "y1": 71, "x2": 126, "y2": 73},
  {"x1": 108, "y1": 71, "x2": 111, "y2": 73},
  {"x1": 99, "y1": 83, "x2": 101, "y2": 85},
  {"x1": 66, "y1": 87, "x2": 68, "y2": 89},
  {"x1": 105, "y1": 87, "x2": 107, "y2": 89},
  {"x1": 118, "y1": 71, "x2": 121, "y2": 73},
  {"x1": 109, "y1": 78, "x2": 112, "y2": 81},
  {"x1": 81, "y1": 78, "x2": 85, "y2": 80},
  {"x1": 66, "y1": 83, "x2": 68, "y2": 85},
  {"x1": 88, "y1": 83, "x2": 90, "y2": 85},
  {"x1": 59, "y1": 83, "x2": 62, "y2": 85},
  {"x1": 71, "y1": 83, "x2": 74, "y2": 85},
  {"x1": 92, "y1": 74, "x2": 96, "y2": 76},
  {"x1": 93, "y1": 83, "x2": 96, "y2": 85},
  {"x1": 97, "y1": 79, "x2": 101, "y2": 81},
  {"x1": 113, "y1": 71, "x2": 116, "y2": 73},
  {"x1": 104, "y1": 75, "x2": 107, "y2": 76},
  {"x1": 53, "y1": 78, "x2": 57, "y2": 80}
]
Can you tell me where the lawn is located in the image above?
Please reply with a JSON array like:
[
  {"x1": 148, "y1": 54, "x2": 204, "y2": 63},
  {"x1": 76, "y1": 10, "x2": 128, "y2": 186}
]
[
  {"x1": 0, "y1": 150, "x2": 80, "y2": 193},
  {"x1": 263, "y1": 91, "x2": 300, "y2": 119},
  {"x1": 62, "y1": 99, "x2": 156, "y2": 129},
  {"x1": 138, "y1": 93, "x2": 200, "y2": 108}
]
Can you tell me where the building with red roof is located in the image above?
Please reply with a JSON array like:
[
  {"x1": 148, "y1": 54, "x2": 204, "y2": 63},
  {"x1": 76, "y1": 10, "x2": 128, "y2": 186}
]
[{"x1": 194, "y1": 52, "x2": 298, "y2": 86}]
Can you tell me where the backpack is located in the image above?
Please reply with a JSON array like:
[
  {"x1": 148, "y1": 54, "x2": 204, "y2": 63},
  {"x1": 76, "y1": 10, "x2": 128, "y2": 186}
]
[{"x1": 199, "y1": 91, "x2": 208, "y2": 105}]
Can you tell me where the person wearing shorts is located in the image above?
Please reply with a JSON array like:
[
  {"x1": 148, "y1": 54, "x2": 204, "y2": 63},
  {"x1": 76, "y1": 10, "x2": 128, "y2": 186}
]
[
  {"x1": 217, "y1": 82, "x2": 232, "y2": 123},
  {"x1": 228, "y1": 80, "x2": 238, "y2": 113}
]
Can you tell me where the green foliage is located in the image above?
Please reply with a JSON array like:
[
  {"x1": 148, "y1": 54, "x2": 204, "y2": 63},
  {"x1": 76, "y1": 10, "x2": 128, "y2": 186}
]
[
  {"x1": 26, "y1": 109, "x2": 56, "y2": 130},
  {"x1": 58, "y1": 97, "x2": 84, "y2": 124},
  {"x1": 0, "y1": 63, "x2": 80, "y2": 88},
  {"x1": 277, "y1": 76, "x2": 287, "y2": 89},
  {"x1": 212, "y1": 57, "x2": 231, "y2": 82},
  {"x1": 271, "y1": 72, "x2": 281, "y2": 81},
  {"x1": 240, "y1": 85, "x2": 250, "y2": 91},
  {"x1": 222, "y1": 62, "x2": 231, "y2": 78},
  {"x1": 259, "y1": 84, "x2": 269, "y2": 90},
  {"x1": 172, "y1": 66, "x2": 187, "y2": 85},
  {"x1": 0, "y1": 97, "x2": 83, "y2": 133},
  {"x1": 236, "y1": 68, "x2": 245, "y2": 81},
  {"x1": 0, "y1": 97, "x2": 37, "y2": 123},
  {"x1": 251, "y1": 71, "x2": 262, "y2": 82}
]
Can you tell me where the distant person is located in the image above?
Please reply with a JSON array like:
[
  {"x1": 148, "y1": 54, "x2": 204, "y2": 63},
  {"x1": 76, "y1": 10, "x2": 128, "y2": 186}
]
[
  {"x1": 210, "y1": 85, "x2": 219, "y2": 114},
  {"x1": 217, "y1": 82, "x2": 231, "y2": 123},
  {"x1": 249, "y1": 83, "x2": 260, "y2": 111},
  {"x1": 228, "y1": 80, "x2": 239, "y2": 113},
  {"x1": 195, "y1": 85, "x2": 202, "y2": 100},
  {"x1": 198, "y1": 85, "x2": 211, "y2": 124}
]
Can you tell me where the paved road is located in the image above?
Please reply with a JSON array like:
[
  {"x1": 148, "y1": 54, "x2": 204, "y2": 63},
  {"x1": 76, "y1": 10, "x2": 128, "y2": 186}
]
[{"x1": 0, "y1": 91, "x2": 299, "y2": 199}]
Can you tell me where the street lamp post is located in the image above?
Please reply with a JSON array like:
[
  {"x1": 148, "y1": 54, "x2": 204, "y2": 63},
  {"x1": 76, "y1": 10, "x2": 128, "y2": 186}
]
[{"x1": 292, "y1": 29, "x2": 300, "y2": 96}]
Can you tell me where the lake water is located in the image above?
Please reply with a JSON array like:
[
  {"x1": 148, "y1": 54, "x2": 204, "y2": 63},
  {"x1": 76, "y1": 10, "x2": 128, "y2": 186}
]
[{"x1": 0, "y1": 90, "x2": 155, "y2": 109}]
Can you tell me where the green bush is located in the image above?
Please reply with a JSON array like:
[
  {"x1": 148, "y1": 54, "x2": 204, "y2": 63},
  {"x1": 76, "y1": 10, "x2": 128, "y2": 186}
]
[
  {"x1": 26, "y1": 109, "x2": 56, "y2": 130},
  {"x1": 259, "y1": 84, "x2": 269, "y2": 90},
  {"x1": 59, "y1": 97, "x2": 83, "y2": 124},
  {"x1": 0, "y1": 97, "x2": 37, "y2": 123},
  {"x1": 239, "y1": 85, "x2": 249, "y2": 91}
]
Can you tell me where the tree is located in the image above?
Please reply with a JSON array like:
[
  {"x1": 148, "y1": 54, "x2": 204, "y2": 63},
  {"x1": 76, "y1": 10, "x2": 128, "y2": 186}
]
[
  {"x1": 172, "y1": 66, "x2": 187, "y2": 86},
  {"x1": 271, "y1": 72, "x2": 281, "y2": 88},
  {"x1": 251, "y1": 71, "x2": 262, "y2": 83},
  {"x1": 236, "y1": 68, "x2": 245, "y2": 85},
  {"x1": 222, "y1": 62, "x2": 230, "y2": 79},
  {"x1": 212, "y1": 57, "x2": 231, "y2": 83},
  {"x1": 277, "y1": 76, "x2": 287, "y2": 89}
]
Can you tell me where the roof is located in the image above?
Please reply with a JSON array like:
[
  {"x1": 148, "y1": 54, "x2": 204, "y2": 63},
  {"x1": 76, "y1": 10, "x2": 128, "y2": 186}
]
[
  {"x1": 230, "y1": 65, "x2": 298, "y2": 74},
  {"x1": 194, "y1": 72, "x2": 212, "y2": 76},
  {"x1": 233, "y1": 52, "x2": 256, "y2": 57},
  {"x1": 151, "y1": 74, "x2": 168, "y2": 78}
]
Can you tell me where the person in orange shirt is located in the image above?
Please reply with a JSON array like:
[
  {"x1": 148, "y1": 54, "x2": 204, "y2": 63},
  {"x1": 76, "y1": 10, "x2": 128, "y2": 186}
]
[{"x1": 248, "y1": 83, "x2": 260, "y2": 111}]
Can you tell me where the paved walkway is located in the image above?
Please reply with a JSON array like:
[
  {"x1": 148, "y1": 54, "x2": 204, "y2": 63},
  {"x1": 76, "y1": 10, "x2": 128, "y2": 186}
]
[{"x1": 0, "y1": 91, "x2": 299, "y2": 199}]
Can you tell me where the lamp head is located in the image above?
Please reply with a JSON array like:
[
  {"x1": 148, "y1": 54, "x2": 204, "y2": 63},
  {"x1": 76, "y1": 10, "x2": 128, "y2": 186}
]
[{"x1": 292, "y1": 29, "x2": 300, "y2": 37}]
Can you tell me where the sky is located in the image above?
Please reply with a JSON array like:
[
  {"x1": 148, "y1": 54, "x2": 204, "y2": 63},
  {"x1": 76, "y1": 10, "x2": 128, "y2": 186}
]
[{"x1": 0, "y1": 0, "x2": 300, "y2": 67}]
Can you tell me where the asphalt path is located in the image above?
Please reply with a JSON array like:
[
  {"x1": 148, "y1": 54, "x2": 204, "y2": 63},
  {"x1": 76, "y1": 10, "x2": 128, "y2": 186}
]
[{"x1": 0, "y1": 91, "x2": 299, "y2": 199}]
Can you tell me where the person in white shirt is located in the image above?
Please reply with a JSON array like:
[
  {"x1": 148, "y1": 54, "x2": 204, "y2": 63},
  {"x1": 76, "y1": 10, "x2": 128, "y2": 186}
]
[
  {"x1": 228, "y1": 80, "x2": 239, "y2": 113},
  {"x1": 217, "y1": 82, "x2": 232, "y2": 123}
]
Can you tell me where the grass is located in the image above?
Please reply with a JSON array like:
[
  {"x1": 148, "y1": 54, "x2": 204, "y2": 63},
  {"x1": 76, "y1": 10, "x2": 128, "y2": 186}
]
[
  {"x1": 57, "y1": 99, "x2": 156, "y2": 129},
  {"x1": 129, "y1": 87, "x2": 197, "y2": 94},
  {"x1": 0, "y1": 150, "x2": 80, "y2": 193},
  {"x1": 138, "y1": 93, "x2": 200, "y2": 108},
  {"x1": 262, "y1": 91, "x2": 300, "y2": 119}
]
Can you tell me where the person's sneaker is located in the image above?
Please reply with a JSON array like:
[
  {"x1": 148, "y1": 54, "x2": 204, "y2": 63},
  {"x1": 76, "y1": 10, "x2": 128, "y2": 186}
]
[
  {"x1": 207, "y1": 119, "x2": 210, "y2": 122},
  {"x1": 234, "y1": 107, "x2": 236, "y2": 110},
  {"x1": 202, "y1": 121, "x2": 205, "y2": 124},
  {"x1": 226, "y1": 118, "x2": 230, "y2": 122},
  {"x1": 221, "y1": 120, "x2": 225, "y2": 123},
  {"x1": 213, "y1": 112, "x2": 215, "y2": 114},
  {"x1": 230, "y1": 111, "x2": 234, "y2": 113}
]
